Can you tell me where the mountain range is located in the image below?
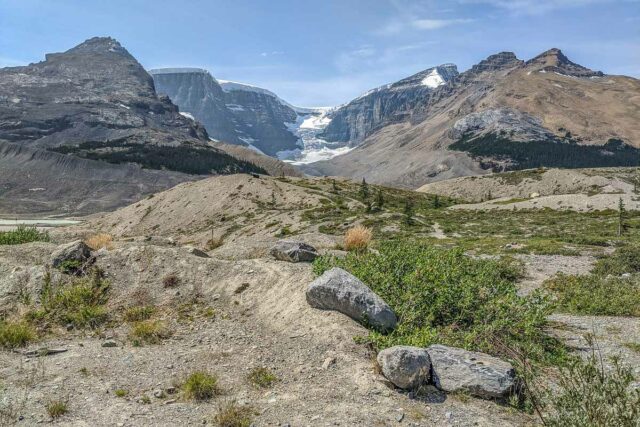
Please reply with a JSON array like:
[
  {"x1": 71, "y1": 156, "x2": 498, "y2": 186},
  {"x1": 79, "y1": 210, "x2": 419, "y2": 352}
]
[{"x1": 1, "y1": 37, "x2": 639, "y2": 214}]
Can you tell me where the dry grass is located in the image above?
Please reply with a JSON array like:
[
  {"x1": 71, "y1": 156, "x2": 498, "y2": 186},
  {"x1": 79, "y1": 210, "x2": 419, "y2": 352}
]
[
  {"x1": 344, "y1": 225, "x2": 372, "y2": 252},
  {"x1": 162, "y1": 273, "x2": 180, "y2": 288},
  {"x1": 206, "y1": 236, "x2": 224, "y2": 251},
  {"x1": 84, "y1": 233, "x2": 113, "y2": 251},
  {"x1": 45, "y1": 399, "x2": 68, "y2": 419},
  {"x1": 129, "y1": 320, "x2": 171, "y2": 344},
  {"x1": 212, "y1": 400, "x2": 254, "y2": 427},
  {"x1": 182, "y1": 371, "x2": 221, "y2": 401}
]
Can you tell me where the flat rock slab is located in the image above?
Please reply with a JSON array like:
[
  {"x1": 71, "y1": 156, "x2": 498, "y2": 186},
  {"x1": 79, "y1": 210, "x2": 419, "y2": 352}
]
[
  {"x1": 306, "y1": 267, "x2": 397, "y2": 331},
  {"x1": 427, "y1": 344, "x2": 515, "y2": 398},
  {"x1": 270, "y1": 240, "x2": 319, "y2": 262},
  {"x1": 377, "y1": 346, "x2": 431, "y2": 390}
]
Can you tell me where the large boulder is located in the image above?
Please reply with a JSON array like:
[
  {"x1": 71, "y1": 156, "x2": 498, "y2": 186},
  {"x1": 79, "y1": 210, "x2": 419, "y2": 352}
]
[
  {"x1": 50, "y1": 240, "x2": 92, "y2": 268},
  {"x1": 427, "y1": 344, "x2": 515, "y2": 398},
  {"x1": 306, "y1": 267, "x2": 397, "y2": 331},
  {"x1": 270, "y1": 240, "x2": 319, "y2": 263},
  {"x1": 377, "y1": 346, "x2": 431, "y2": 390}
]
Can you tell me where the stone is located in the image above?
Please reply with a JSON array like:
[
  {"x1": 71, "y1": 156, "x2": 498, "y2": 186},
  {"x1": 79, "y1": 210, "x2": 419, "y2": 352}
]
[
  {"x1": 377, "y1": 346, "x2": 431, "y2": 390},
  {"x1": 321, "y1": 357, "x2": 336, "y2": 370},
  {"x1": 426, "y1": 345, "x2": 515, "y2": 398},
  {"x1": 50, "y1": 240, "x2": 91, "y2": 268},
  {"x1": 101, "y1": 340, "x2": 118, "y2": 348},
  {"x1": 306, "y1": 267, "x2": 397, "y2": 331},
  {"x1": 270, "y1": 240, "x2": 319, "y2": 263},
  {"x1": 185, "y1": 246, "x2": 209, "y2": 258}
]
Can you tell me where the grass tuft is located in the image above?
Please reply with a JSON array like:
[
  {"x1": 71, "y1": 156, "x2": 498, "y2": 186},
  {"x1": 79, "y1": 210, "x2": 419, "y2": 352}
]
[
  {"x1": 212, "y1": 400, "x2": 254, "y2": 427},
  {"x1": 0, "y1": 225, "x2": 49, "y2": 245},
  {"x1": 247, "y1": 367, "x2": 278, "y2": 388},
  {"x1": 128, "y1": 320, "x2": 171, "y2": 344},
  {"x1": 0, "y1": 320, "x2": 36, "y2": 349},
  {"x1": 123, "y1": 306, "x2": 156, "y2": 322},
  {"x1": 84, "y1": 233, "x2": 113, "y2": 251},
  {"x1": 182, "y1": 371, "x2": 220, "y2": 401},
  {"x1": 344, "y1": 225, "x2": 372, "y2": 252},
  {"x1": 45, "y1": 399, "x2": 68, "y2": 419}
]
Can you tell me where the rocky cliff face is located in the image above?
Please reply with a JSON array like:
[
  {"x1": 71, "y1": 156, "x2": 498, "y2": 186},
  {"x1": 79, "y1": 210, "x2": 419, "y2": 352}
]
[
  {"x1": 150, "y1": 69, "x2": 300, "y2": 156},
  {"x1": 319, "y1": 64, "x2": 459, "y2": 145}
]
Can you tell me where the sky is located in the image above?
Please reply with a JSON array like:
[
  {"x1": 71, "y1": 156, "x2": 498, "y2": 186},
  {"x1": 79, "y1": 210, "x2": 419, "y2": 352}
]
[{"x1": 0, "y1": 0, "x2": 639, "y2": 106}]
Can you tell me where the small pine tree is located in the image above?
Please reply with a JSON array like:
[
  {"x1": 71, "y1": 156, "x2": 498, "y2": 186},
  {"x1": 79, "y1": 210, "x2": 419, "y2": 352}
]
[
  {"x1": 359, "y1": 178, "x2": 369, "y2": 200},
  {"x1": 375, "y1": 189, "x2": 384, "y2": 210},
  {"x1": 270, "y1": 191, "x2": 277, "y2": 208},
  {"x1": 365, "y1": 200, "x2": 372, "y2": 213},
  {"x1": 403, "y1": 198, "x2": 414, "y2": 225},
  {"x1": 433, "y1": 195, "x2": 441, "y2": 209},
  {"x1": 332, "y1": 179, "x2": 338, "y2": 193},
  {"x1": 618, "y1": 197, "x2": 627, "y2": 236}
]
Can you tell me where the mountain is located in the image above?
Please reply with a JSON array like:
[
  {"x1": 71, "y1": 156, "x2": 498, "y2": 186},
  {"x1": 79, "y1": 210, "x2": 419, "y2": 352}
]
[
  {"x1": 0, "y1": 37, "x2": 266, "y2": 214},
  {"x1": 304, "y1": 49, "x2": 640, "y2": 188},
  {"x1": 151, "y1": 68, "x2": 310, "y2": 156},
  {"x1": 319, "y1": 64, "x2": 459, "y2": 144}
]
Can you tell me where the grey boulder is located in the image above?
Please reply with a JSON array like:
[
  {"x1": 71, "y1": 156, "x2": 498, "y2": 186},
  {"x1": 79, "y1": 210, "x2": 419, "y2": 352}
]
[
  {"x1": 306, "y1": 267, "x2": 397, "y2": 331},
  {"x1": 270, "y1": 240, "x2": 319, "y2": 263},
  {"x1": 427, "y1": 344, "x2": 515, "y2": 398},
  {"x1": 51, "y1": 240, "x2": 92, "y2": 268},
  {"x1": 184, "y1": 246, "x2": 210, "y2": 258},
  {"x1": 377, "y1": 346, "x2": 431, "y2": 390}
]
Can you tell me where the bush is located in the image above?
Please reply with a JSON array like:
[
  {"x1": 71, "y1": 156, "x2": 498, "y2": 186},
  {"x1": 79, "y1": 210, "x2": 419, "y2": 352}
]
[
  {"x1": 129, "y1": 320, "x2": 170, "y2": 344},
  {"x1": 114, "y1": 389, "x2": 129, "y2": 398},
  {"x1": 313, "y1": 241, "x2": 563, "y2": 363},
  {"x1": 0, "y1": 226, "x2": 49, "y2": 245},
  {"x1": 344, "y1": 225, "x2": 372, "y2": 252},
  {"x1": 543, "y1": 353, "x2": 640, "y2": 426},
  {"x1": 29, "y1": 269, "x2": 109, "y2": 329},
  {"x1": 162, "y1": 273, "x2": 180, "y2": 288},
  {"x1": 0, "y1": 320, "x2": 36, "y2": 349},
  {"x1": 123, "y1": 306, "x2": 156, "y2": 322},
  {"x1": 545, "y1": 274, "x2": 640, "y2": 317},
  {"x1": 85, "y1": 233, "x2": 113, "y2": 251},
  {"x1": 45, "y1": 399, "x2": 68, "y2": 419},
  {"x1": 592, "y1": 245, "x2": 640, "y2": 276},
  {"x1": 247, "y1": 367, "x2": 278, "y2": 388},
  {"x1": 213, "y1": 400, "x2": 254, "y2": 427},
  {"x1": 182, "y1": 371, "x2": 220, "y2": 401}
]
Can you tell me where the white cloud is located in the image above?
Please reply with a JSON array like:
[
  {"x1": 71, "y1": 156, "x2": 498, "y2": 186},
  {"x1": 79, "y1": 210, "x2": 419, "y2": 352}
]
[
  {"x1": 412, "y1": 18, "x2": 474, "y2": 29},
  {"x1": 260, "y1": 51, "x2": 284, "y2": 57},
  {"x1": 461, "y1": 0, "x2": 622, "y2": 14}
]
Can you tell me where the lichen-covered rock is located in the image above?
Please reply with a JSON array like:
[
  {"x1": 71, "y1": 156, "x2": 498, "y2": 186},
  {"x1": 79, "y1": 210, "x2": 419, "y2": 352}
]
[
  {"x1": 270, "y1": 240, "x2": 319, "y2": 263},
  {"x1": 377, "y1": 346, "x2": 431, "y2": 390},
  {"x1": 427, "y1": 344, "x2": 515, "y2": 398},
  {"x1": 51, "y1": 240, "x2": 92, "y2": 268},
  {"x1": 306, "y1": 267, "x2": 397, "y2": 331}
]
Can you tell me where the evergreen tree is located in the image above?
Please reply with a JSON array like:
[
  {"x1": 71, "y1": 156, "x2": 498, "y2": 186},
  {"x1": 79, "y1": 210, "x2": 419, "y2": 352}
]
[
  {"x1": 375, "y1": 189, "x2": 384, "y2": 210},
  {"x1": 332, "y1": 179, "x2": 339, "y2": 193},
  {"x1": 433, "y1": 195, "x2": 441, "y2": 209},
  {"x1": 359, "y1": 178, "x2": 369, "y2": 200},
  {"x1": 618, "y1": 197, "x2": 627, "y2": 236},
  {"x1": 403, "y1": 198, "x2": 414, "y2": 225},
  {"x1": 365, "y1": 200, "x2": 372, "y2": 213}
]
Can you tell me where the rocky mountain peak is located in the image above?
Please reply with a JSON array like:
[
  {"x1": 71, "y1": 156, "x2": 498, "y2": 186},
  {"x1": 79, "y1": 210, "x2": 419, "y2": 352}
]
[
  {"x1": 469, "y1": 52, "x2": 523, "y2": 74},
  {"x1": 60, "y1": 36, "x2": 133, "y2": 59},
  {"x1": 525, "y1": 48, "x2": 603, "y2": 77}
]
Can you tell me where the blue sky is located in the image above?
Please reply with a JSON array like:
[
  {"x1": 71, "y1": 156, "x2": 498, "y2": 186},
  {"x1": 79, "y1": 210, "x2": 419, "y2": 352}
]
[{"x1": 1, "y1": 0, "x2": 638, "y2": 106}]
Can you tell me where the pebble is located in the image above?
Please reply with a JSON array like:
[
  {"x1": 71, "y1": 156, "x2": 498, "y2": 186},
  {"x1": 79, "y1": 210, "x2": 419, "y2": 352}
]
[{"x1": 322, "y1": 357, "x2": 336, "y2": 370}]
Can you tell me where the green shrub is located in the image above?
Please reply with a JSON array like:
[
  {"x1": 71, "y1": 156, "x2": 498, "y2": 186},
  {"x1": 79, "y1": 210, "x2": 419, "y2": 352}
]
[
  {"x1": 544, "y1": 354, "x2": 640, "y2": 426},
  {"x1": 0, "y1": 226, "x2": 49, "y2": 245},
  {"x1": 247, "y1": 367, "x2": 278, "y2": 388},
  {"x1": 313, "y1": 241, "x2": 563, "y2": 363},
  {"x1": 545, "y1": 274, "x2": 640, "y2": 317},
  {"x1": 57, "y1": 260, "x2": 82, "y2": 274},
  {"x1": 114, "y1": 389, "x2": 129, "y2": 398},
  {"x1": 182, "y1": 371, "x2": 220, "y2": 401},
  {"x1": 592, "y1": 245, "x2": 640, "y2": 276},
  {"x1": 29, "y1": 268, "x2": 109, "y2": 329},
  {"x1": 123, "y1": 306, "x2": 156, "y2": 322},
  {"x1": 128, "y1": 320, "x2": 171, "y2": 344},
  {"x1": 0, "y1": 320, "x2": 36, "y2": 349}
]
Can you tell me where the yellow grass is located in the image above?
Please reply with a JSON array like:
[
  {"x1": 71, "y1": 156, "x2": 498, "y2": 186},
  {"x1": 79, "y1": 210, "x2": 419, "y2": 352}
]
[
  {"x1": 344, "y1": 225, "x2": 372, "y2": 252},
  {"x1": 85, "y1": 233, "x2": 113, "y2": 250}
]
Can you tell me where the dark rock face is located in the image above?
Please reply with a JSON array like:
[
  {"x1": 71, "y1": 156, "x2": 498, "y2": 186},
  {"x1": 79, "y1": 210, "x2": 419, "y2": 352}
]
[
  {"x1": 319, "y1": 64, "x2": 459, "y2": 144},
  {"x1": 150, "y1": 69, "x2": 300, "y2": 156},
  {"x1": 270, "y1": 240, "x2": 319, "y2": 263},
  {"x1": 525, "y1": 48, "x2": 604, "y2": 78},
  {"x1": 0, "y1": 37, "x2": 264, "y2": 177},
  {"x1": 467, "y1": 52, "x2": 523, "y2": 74}
]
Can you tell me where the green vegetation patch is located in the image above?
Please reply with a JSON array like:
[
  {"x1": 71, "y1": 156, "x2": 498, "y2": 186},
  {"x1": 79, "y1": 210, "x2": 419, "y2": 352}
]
[
  {"x1": 0, "y1": 320, "x2": 36, "y2": 349},
  {"x1": 182, "y1": 371, "x2": 221, "y2": 401},
  {"x1": 0, "y1": 225, "x2": 49, "y2": 245},
  {"x1": 313, "y1": 241, "x2": 564, "y2": 363}
]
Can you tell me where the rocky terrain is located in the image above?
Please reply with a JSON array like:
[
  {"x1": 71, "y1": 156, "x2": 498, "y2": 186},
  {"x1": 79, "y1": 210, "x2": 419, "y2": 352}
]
[
  {"x1": 1, "y1": 172, "x2": 639, "y2": 426},
  {"x1": 305, "y1": 49, "x2": 640, "y2": 188}
]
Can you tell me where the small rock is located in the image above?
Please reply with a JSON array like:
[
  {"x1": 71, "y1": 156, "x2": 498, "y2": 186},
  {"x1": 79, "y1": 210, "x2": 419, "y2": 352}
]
[
  {"x1": 185, "y1": 246, "x2": 209, "y2": 258},
  {"x1": 50, "y1": 240, "x2": 91, "y2": 268},
  {"x1": 153, "y1": 389, "x2": 165, "y2": 398},
  {"x1": 270, "y1": 240, "x2": 319, "y2": 262},
  {"x1": 306, "y1": 267, "x2": 397, "y2": 331},
  {"x1": 427, "y1": 344, "x2": 515, "y2": 398},
  {"x1": 377, "y1": 346, "x2": 431, "y2": 390},
  {"x1": 101, "y1": 340, "x2": 118, "y2": 348},
  {"x1": 396, "y1": 412, "x2": 405, "y2": 422},
  {"x1": 166, "y1": 386, "x2": 177, "y2": 394},
  {"x1": 322, "y1": 357, "x2": 336, "y2": 370}
]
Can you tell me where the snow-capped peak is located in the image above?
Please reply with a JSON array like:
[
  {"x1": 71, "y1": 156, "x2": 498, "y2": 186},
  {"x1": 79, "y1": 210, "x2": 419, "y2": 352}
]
[{"x1": 421, "y1": 69, "x2": 445, "y2": 88}]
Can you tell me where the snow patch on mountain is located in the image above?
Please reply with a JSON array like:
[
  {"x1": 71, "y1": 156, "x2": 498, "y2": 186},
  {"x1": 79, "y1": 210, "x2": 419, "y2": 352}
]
[{"x1": 421, "y1": 69, "x2": 446, "y2": 88}]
